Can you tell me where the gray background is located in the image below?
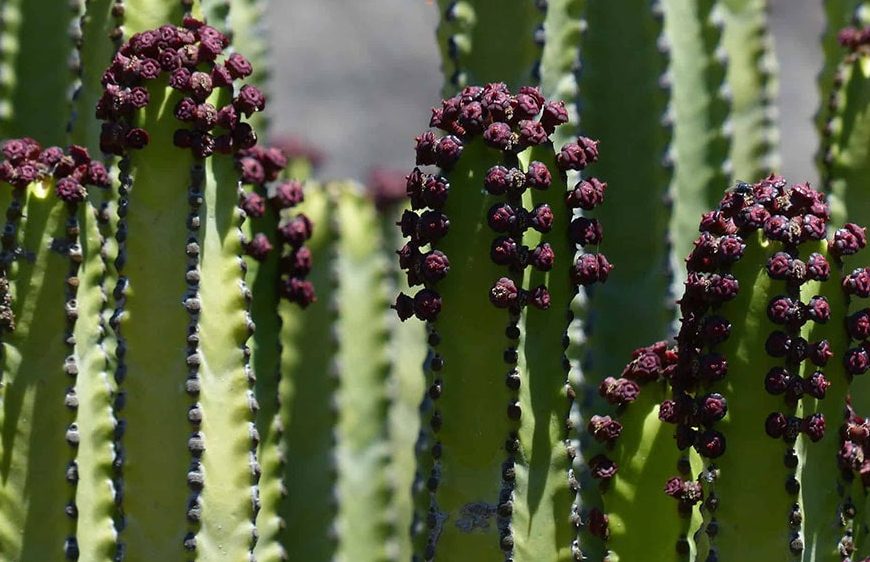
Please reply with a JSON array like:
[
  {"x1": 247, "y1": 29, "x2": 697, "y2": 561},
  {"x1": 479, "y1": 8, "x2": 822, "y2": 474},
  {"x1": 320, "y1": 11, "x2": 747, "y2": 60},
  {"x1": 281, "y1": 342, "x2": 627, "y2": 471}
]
[{"x1": 265, "y1": 1, "x2": 823, "y2": 184}]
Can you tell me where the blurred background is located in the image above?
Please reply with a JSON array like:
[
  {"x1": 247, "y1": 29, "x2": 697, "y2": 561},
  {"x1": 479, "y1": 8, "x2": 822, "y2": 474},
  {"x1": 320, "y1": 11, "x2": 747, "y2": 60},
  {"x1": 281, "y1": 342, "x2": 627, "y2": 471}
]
[{"x1": 267, "y1": 1, "x2": 822, "y2": 184}]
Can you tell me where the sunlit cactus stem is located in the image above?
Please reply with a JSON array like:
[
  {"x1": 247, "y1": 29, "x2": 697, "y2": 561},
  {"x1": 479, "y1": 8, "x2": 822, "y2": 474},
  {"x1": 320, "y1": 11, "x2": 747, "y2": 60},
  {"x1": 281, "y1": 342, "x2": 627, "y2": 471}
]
[{"x1": 394, "y1": 83, "x2": 609, "y2": 562}]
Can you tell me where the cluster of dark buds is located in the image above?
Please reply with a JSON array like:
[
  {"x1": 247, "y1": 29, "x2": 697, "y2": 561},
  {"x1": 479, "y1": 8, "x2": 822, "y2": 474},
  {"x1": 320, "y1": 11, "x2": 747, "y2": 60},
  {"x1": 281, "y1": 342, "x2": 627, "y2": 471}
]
[
  {"x1": 839, "y1": 404, "x2": 870, "y2": 486},
  {"x1": 838, "y1": 25, "x2": 870, "y2": 52},
  {"x1": 0, "y1": 138, "x2": 109, "y2": 201},
  {"x1": 236, "y1": 146, "x2": 314, "y2": 307},
  {"x1": 97, "y1": 17, "x2": 265, "y2": 157},
  {"x1": 393, "y1": 83, "x2": 610, "y2": 322},
  {"x1": 366, "y1": 168, "x2": 408, "y2": 211}
]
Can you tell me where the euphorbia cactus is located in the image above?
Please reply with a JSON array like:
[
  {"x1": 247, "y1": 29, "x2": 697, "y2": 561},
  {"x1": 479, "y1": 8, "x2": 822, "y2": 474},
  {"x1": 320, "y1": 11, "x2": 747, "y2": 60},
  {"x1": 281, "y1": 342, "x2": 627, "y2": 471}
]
[{"x1": 395, "y1": 83, "x2": 609, "y2": 561}]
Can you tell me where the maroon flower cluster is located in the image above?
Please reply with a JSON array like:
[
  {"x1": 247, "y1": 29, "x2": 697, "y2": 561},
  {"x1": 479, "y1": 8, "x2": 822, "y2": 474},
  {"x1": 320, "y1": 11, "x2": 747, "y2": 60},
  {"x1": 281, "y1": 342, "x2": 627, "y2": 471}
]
[
  {"x1": 838, "y1": 26, "x2": 870, "y2": 51},
  {"x1": 236, "y1": 146, "x2": 314, "y2": 307},
  {"x1": 0, "y1": 138, "x2": 110, "y2": 201},
  {"x1": 661, "y1": 175, "x2": 854, "y2": 471},
  {"x1": 97, "y1": 17, "x2": 265, "y2": 157},
  {"x1": 393, "y1": 83, "x2": 610, "y2": 322},
  {"x1": 586, "y1": 341, "x2": 682, "y2": 538}
]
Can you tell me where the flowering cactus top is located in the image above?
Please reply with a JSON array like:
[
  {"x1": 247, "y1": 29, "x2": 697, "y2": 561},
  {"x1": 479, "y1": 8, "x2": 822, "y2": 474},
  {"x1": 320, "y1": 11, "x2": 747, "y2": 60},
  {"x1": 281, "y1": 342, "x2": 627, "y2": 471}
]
[
  {"x1": 0, "y1": 138, "x2": 109, "y2": 202},
  {"x1": 395, "y1": 83, "x2": 609, "y2": 322},
  {"x1": 97, "y1": 17, "x2": 265, "y2": 158}
]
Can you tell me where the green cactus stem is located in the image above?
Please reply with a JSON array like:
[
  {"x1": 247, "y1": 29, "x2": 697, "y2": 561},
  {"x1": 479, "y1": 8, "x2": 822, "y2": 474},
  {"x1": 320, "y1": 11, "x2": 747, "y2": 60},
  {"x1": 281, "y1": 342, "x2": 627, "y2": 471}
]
[
  {"x1": 435, "y1": 0, "x2": 543, "y2": 95},
  {"x1": 592, "y1": 343, "x2": 698, "y2": 562},
  {"x1": 0, "y1": 0, "x2": 79, "y2": 144},
  {"x1": 0, "y1": 141, "x2": 112, "y2": 561},
  {"x1": 720, "y1": 0, "x2": 780, "y2": 180},
  {"x1": 271, "y1": 184, "x2": 336, "y2": 560},
  {"x1": 395, "y1": 83, "x2": 609, "y2": 561},
  {"x1": 663, "y1": 0, "x2": 732, "y2": 282},
  {"x1": 822, "y1": 27, "x2": 870, "y2": 228},
  {"x1": 96, "y1": 16, "x2": 268, "y2": 559},
  {"x1": 538, "y1": 0, "x2": 584, "y2": 148}
]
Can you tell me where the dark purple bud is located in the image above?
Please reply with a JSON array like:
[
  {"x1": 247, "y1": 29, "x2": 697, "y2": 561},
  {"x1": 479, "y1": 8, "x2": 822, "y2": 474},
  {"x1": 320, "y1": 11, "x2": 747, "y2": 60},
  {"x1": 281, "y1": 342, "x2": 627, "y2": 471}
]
[
  {"x1": 701, "y1": 210, "x2": 736, "y2": 234},
  {"x1": 765, "y1": 331, "x2": 790, "y2": 357},
  {"x1": 844, "y1": 268, "x2": 870, "y2": 298},
  {"x1": 767, "y1": 296, "x2": 796, "y2": 325},
  {"x1": 484, "y1": 165, "x2": 511, "y2": 195},
  {"x1": 529, "y1": 285, "x2": 551, "y2": 310},
  {"x1": 589, "y1": 455, "x2": 619, "y2": 480},
  {"x1": 244, "y1": 233, "x2": 273, "y2": 261},
  {"x1": 169, "y1": 67, "x2": 192, "y2": 89},
  {"x1": 396, "y1": 243, "x2": 420, "y2": 271},
  {"x1": 234, "y1": 84, "x2": 266, "y2": 116},
  {"x1": 159, "y1": 48, "x2": 183, "y2": 71},
  {"x1": 237, "y1": 157, "x2": 265, "y2": 185},
  {"x1": 414, "y1": 131, "x2": 438, "y2": 166},
  {"x1": 717, "y1": 235, "x2": 745, "y2": 264},
  {"x1": 490, "y1": 277, "x2": 519, "y2": 309},
  {"x1": 786, "y1": 336, "x2": 809, "y2": 364},
  {"x1": 832, "y1": 223, "x2": 868, "y2": 257},
  {"x1": 846, "y1": 346, "x2": 870, "y2": 375},
  {"x1": 810, "y1": 340, "x2": 833, "y2": 366},
  {"x1": 435, "y1": 135, "x2": 463, "y2": 169},
  {"x1": 572, "y1": 253, "x2": 612, "y2": 285},
  {"x1": 802, "y1": 413, "x2": 826, "y2": 442},
  {"x1": 556, "y1": 138, "x2": 597, "y2": 171},
  {"x1": 488, "y1": 203, "x2": 517, "y2": 233},
  {"x1": 480, "y1": 86, "x2": 512, "y2": 121},
  {"x1": 518, "y1": 120, "x2": 549, "y2": 147},
  {"x1": 458, "y1": 101, "x2": 485, "y2": 135},
  {"x1": 529, "y1": 243, "x2": 555, "y2": 271},
  {"x1": 531, "y1": 204, "x2": 554, "y2": 233},
  {"x1": 483, "y1": 122, "x2": 514, "y2": 151},
  {"x1": 764, "y1": 366, "x2": 791, "y2": 395},
  {"x1": 173, "y1": 129, "x2": 193, "y2": 149},
  {"x1": 806, "y1": 253, "x2": 830, "y2": 281},
  {"x1": 525, "y1": 161, "x2": 551, "y2": 190},
  {"x1": 416, "y1": 211, "x2": 449, "y2": 244},
  {"x1": 282, "y1": 278, "x2": 316, "y2": 307},
  {"x1": 807, "y1": 296, "x2": 831, "y2": 323},
  {"x1": 588, "y1": 415, "x2": 622, "y2": 444},
  {"x1": 241, "y1": 192, "x2": 266, "y2": 218},
  {"x1": 765, "y1": 412, "x2": 787, "y2": 438},
  {"x1": 659, "y1": 400, "x2": 678, "y2": 423},
  {"x1": 421, "y1": 251, "x2": 450, "y2": 283},
  {"x1": 804, "y1": 371, "x2": 830, "y2": 399},
  {"x1": 233, "y1": 123, "x2": 259, "y2": 150},
  {"x1": 850, "y1": 309, "x2": 870, "y2": 340},
  {"x1": 279, "y1": 214, "x2": 313, "y2": 247},
  {"x1": 767, "y1": 252, "x2": 792, "y2": 280},
  {"x1": 225, "y1": 52, "x2": 253, "y2": 79},
  {"x1": 675, "y1": 425, "x2": 697, "y2": 450},
  {"x1": 540, "y1": 100, "x2": 569, "y2": 134},
  {"x1": 587, "y1": 509, "x2": 609, "y2": 540},
  {"x1": 706, "y1": 274, "x2": 739, "y2": 303},
  {"x1": 490, "y1": 237, "x2": 519, "y2": 266},
  {"x1": 272, "y1": 180, "x2": 305, "y2": 209},
  {"x1": 175, "y1": 98, "x2": 197, "y2": 122},
  {"x1": 517, "y1": 86, "x2": 545, "y2": 107},
  {"x1": 128, "y1": 87, "x2": 149, "y2": 110},
  {"x1": 187, "y1": 72, "x2": 213, "y2": 103},
  {"x1": 422, "y1": 175, "x2": 449, "y2": 209},
  {"x1": 698, "y1": 353, "x2": 728, "y2": 382},
  {"x1": 413, "y1": 289, "x2": 442, "y2": 321},
  {"x1": 695, "y1": 430, "x2": 726, "y2": 458},
  {"x1": 55, "y1": 177, "x2": 86, "y2": 203},
  {"x1": 512, "y1": 92, "x2": 541, "y2": 122},
  {"x1": 216, "y1": 105, "x2": 239, "y2": 130},
  {"x1": 85, "y1": 161, "x2": 109, "y2": 188},
  {"x1": 802, "y1": 214, "x2": 826, "y2": 241},
  {"x1": 570, "y1": 217, "x2": 603, "y2": 246},
  {"x1": 39, "y1": 146, "x2": 63, "y2": 168},
  {"x1": 566, "y1": 178, "x2": 606, "y2": 210},
  {"x1": 125, "y1": 128, "x2": 150, "y2": 149},
  {"x1": 211, "y1": 64, "x2": 233, "y2": 88},
  {"x1": 701, "y1": 315, "x2": 731, "y2": 345},
  {"x1": 599, "y1": 376, "x2": 639, "y2": 406},
  {"x1": 393, "y1": 293, "x2": 415, "y2": 321},
  {"x1": 698, "y1": 394, "x2": 727, "y2": 425},
  {"x1": 193, "y1": 103, "x2": 218, "y2": 130}
]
